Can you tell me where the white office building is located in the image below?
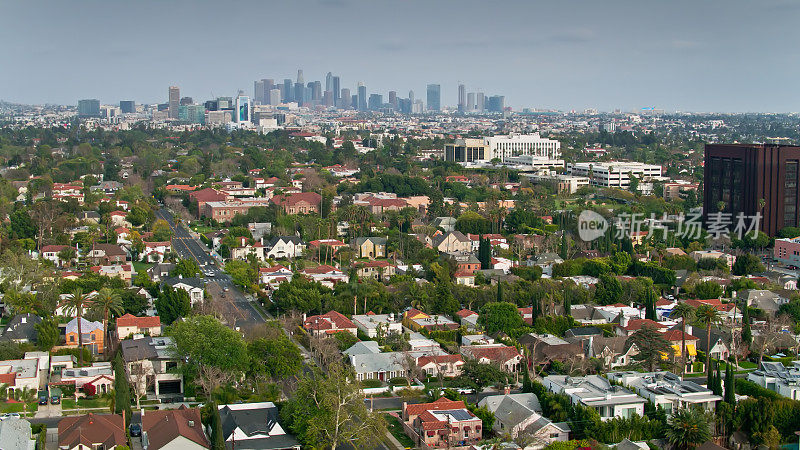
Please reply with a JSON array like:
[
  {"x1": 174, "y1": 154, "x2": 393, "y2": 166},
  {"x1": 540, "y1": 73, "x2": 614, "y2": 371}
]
[
  {"x1": 567, "y1": 161, "x2": 662, "y2": 189},
  {"x1": 485, "y1": 133, "x2": 561, "y2": 162}
]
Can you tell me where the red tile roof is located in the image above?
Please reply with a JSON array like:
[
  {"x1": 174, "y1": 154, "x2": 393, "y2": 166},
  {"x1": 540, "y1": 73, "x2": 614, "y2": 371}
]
[
  {"x1": 456, "y1": 309, "x2": 478, "y2": 318},
  {"x1": 405, "y1": 397, "x2": 467, "y2": 417},
  {"x1": 661, "y1": 329, "x2": 699, "y2": 342},
  {"x1": 622, "y1": 319, "x2": 668, "y2": 332},
  {"x1": 58, "y1": 414, "x2": 126, "y2": 449},
  {"x1": 116, "y1": 314, "x2": 161, "y2": 329},
  {"x1": 303, "y1": 311, "x2": 356, "y2": 332},
  {"x1": 271, "y1": 192, "x2": 322, "y2": 207},
  {"x1": 142, "y1": 406, "x2": 209, "y2": 449}
]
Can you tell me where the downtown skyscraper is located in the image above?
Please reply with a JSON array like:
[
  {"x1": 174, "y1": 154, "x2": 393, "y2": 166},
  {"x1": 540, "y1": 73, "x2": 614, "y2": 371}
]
[
  {"x1": 427, "y1": 84, "x2": 441, "y2": 111},
  {"x1": 168, "y1": 86, "x2": 180, "y2": 119}
]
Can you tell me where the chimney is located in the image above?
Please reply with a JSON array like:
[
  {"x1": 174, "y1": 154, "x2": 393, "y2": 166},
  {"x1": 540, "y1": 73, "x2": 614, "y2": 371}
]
[
  {"x1": 685, "y1": 324, "x2": 693, "y2": 336},
  {"x1": 178, "y1": 274, "x2": 183, "y2": 279},
  {"x1": 621, "y1": 315, "x2": 630, "y2": 328},
  {"x1": 188, "y1": 420, "x2": 195, "y2": 427}
]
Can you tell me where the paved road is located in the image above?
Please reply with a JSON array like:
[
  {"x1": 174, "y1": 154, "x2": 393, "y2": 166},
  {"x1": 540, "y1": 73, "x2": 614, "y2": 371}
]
[{"x1": 154, "y1": 209, "x2": 266, "y2": 329}]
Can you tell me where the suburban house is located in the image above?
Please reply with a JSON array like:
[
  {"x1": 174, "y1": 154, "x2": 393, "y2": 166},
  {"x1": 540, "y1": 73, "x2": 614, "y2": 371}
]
[
  {"x1": 141, "y1": 406, "x2": 209, "y2": 450},
  {"x1": 120, "y1": 336, "x2": 184, "y2": 398},
  {"x1": 352, "y1": 313, "x2": 403, "y2": 338},
  {"x1": 417, "y1": 354, "x2": 465, "y2": 378},
  {"x1": 433, "y1": 231, "x2": 472, "y2": 254},
  {"x1": 162, "y1": 276, "x2": 205, "y2": 305},
  {"x1": 300, "y1": 265, "x2": 348, "y2": 287},
  {"x1": 141, "y1": 241, "x2": 173, "y2": 263},
  {"x1": 230, "y1": 237, "x2": 266, "y2": 261},
  {"x1": 218, "y1": 402, "x2": 301, "y2": 450},
  {"x1": 271, "y1": 192, "x2": 322, "y2": 215},
  {"x1": 519, "y1": 333, "x2": 585, "y2": 366},
  {"x1": 86, "y1": 243, "x2": 127, "y2": 265},
  {"x1": 403, "y1": 308, "x2": 459, "y2": 331},
  {"x1": 303, "y1": 311, "x2": 357, "y2": 337},
  {"x1": 740, "y1": 289, "x2": 788, "y2": 316},
  {"x1": 402, "y1": 397, "x2": 483, "y2": 448},
  {"x1": 615, "y1": 318, "x2": 669, "y2": 337},
  {"x1": 354, "y1": 260, "x2": 396, "y2": 281},
  {"x1": 65, "y1": 317, "x2": 105, "y2": 354},
  {"x1": 608, "y1": 371, "x2": 722, "y2": 414},
  {"x1": 460, "y1": 345, "x2": 522, "y2": 373},
  {"x1": 589, "y1": 336, "x2": 639, "y2": 370},
  {"x1": 531, "y1": 252, "x2": 564, "y2": 276},
  {"x1": 352, "y1": 236, "x2": 387, "y2": 259},
  {"x1": 0, "y1": 354, "x2": 42, "y2": 394},
  {"x1": 445, "y1": 252, "x2": 482, "y2": 275},
  {"x1": 748, "y1": 362, "x2": 800, "y2": 400},
  {"x1": 349, "y1": 351, "x2": 411, "y2": 382},
  {"x1": 116, "y1": 314, "x2": 162, "y2": 340},
  {"x1": 456, "y1": 309, "x2": 480, "y2": 329},
  {"x1": 58, "y1": 362, "x2": 115, "y2": 395},
  {"x1": 40, "y1": 244, "x2": 77, "y2": 267},
  {"x1": 661, "y1": 329, "x2": 700, "y2": 364},
  {"x1": 479, "y1": 392, "x2": 571, "y2": 447},
  {"x1": 58, "y1": 414, "x2": 127, "y2": 450},
  {"x1": 265, "y1": 236, "x2": 306, "y2": 259},
  {"x1": 189, "y1": 187, "x2": 229, "y2": 210},
  {"x1": 90, "y1": 264, "x2": 134, "y2": 283},
  {"x1": 0, "y1": 314, "x2": 42, "y2": 344},
  {"x1": 543, "y1": 375, "x2": 647, "y2": 421},
  {"x1": 259, "y1": 265, "x2": 294, "y2": 287},
  {"x1": 147, "y1": 263, "x2": 175, "y2": 282}
]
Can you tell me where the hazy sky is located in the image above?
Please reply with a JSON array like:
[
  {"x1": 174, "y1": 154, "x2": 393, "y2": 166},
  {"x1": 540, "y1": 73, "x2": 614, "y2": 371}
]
[{"x1": 2, "y1": 0, "x2": 799, "y2": 112}]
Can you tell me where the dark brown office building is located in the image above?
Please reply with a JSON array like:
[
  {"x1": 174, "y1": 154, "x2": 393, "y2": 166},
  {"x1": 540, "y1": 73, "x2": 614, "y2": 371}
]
[{"x1": 704, "y1": 143, "x2": 800, "y2": 236}]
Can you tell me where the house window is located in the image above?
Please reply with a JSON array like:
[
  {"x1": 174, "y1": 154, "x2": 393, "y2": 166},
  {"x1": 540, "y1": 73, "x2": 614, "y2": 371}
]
[{"x1": 70, "y1": 335, "x2": 75, "y2": 342}]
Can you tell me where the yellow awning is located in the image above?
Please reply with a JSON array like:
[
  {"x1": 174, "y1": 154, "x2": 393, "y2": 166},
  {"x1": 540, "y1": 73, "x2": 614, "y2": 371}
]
[{"x1": 686, "y1": 344, "x2": 697, "y2": 356}]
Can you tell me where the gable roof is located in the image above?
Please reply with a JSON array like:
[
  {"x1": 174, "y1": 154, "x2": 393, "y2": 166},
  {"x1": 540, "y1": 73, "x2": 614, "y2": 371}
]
[
  {"x1": 116, "y1": 314, "x2": 161, "y2": 329},
  {"x1": 163, "y1": 276, "x2": 204, "y2": 290},
  {"x1": 58, "y1": 413, "x2": 126, "y2": 449},
  {"x1": 461, "y1": 345, "x2": 521, "y2": 364},
  {"x1": 218, "y1": 402, "x2": 300, "y2": 449},
  {"x1": 303, "y1": 311, "x2": 356, "y2": 332},
  {"x1": 0, "y1": 314, "x2": 42, "y2": 343},
  {"x1": 405, "y1": 397, "x2": 467, "y2": 416},
  {"x1": 142, "y1": 406, "x2": 209, "y2": 450},
  {"x1": 66, "y1": 317, "x2": 103, "y2": 334}
]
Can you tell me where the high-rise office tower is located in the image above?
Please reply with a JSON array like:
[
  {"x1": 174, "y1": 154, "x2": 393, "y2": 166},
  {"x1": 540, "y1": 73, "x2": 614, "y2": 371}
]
[
  {"x1": 357, "y1": 83, "x2": 367, "y2": 111},
  {"x1": 283, "y1": 79, "x2": 293, "y2": 102},
  {"x1": 323, "y1": 90, "x2": 333, "y2": 107},
  {"x1": 294, "y1": 82, "x2": 305, "y2": 105},
  {"x1": 180, "y1": 97, "x2": 193, "y2": 106},
  {"x1": 340, "y1": 88, "x2": 351, "y2": 109},
  {"x1": 332, "y1": 76, "x2": 340, "y2": 103},
  {"x1": 311, "y1": 81, "x2": 322, "y2": 102},
  {"x1": 458, "y1": 84, "x2": 466, "y2": 112},
  {"x1": 388, "y1": 91, "x2": 397, "y2": 109},
  {"x1": 476, "y1": 92, "x2": 485, "y2": 111},
  {"x1": 296, "y1": 69, "x2": 304, "y2": 85},
  {"x1": 119, "y1": 101, "x2": 135, "y2": 114},
  {"x1": 368, "y1": 94, "x2": 383, "y2": 110},
  {"x1": 426, "y1": 84, "x2": 441, "y2": 111},
  {"x1": 78, "y1": 99, "x2": 101, "y2": 117},
  {"x1": 487, "y1": 95, "x2": 505, "y2": 112},
  {"x1": 409, "y1": 90, "x2": 414, "y2": 104},
  {"x1": 168, "y1": 86, "x2": 180, "y2": 119},
  {"x1": 254, "y1": 80, "x2": 265, "y2": 104},
  {"x1": 269, "y1": 89, "x2": 281, "y2": 106},
  {"x1": 467, "y1": 93, "x2": 475, "y2": 112},
  {"x1": 235, "y1": 95, "x2": 251, "y2": 123},
  {"x1": 703, "y1": 144, "x2": 800, "y2": 236},
  {"x1": 326, "y1": 72, "x2": 333, "y2": 92}
]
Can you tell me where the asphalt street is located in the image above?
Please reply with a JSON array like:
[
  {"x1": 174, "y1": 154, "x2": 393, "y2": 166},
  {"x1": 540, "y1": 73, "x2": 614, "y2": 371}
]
[{"x1": 154, "y1": 209, "x2": 266, "y2": 329}]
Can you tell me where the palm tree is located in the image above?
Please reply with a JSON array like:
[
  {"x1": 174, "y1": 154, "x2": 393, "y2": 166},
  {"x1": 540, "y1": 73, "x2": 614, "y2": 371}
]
[
  {"x1": 695, "y1": 304, "x2": 722, "y2": 378},
  {"x1": 665, "y1": 408, "x2": 712, "y2": 450},
  {"x1": 62, "y1": 288, "x2": 90, "y2": 365},
  {"x1": 91, "y1": 288, "x2": 123, "y2": 354},
  {"x1": 17, "y1": 387, "x2": 36, "y2": 417},
  {"x1": 671, "y1": 302, "x2": 696, "y2": 377}
]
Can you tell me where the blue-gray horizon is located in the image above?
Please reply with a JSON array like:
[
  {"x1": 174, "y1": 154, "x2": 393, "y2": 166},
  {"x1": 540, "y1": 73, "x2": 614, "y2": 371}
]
[{"x1": 1, "y1": 0, "x2": 798, "y2": 113}]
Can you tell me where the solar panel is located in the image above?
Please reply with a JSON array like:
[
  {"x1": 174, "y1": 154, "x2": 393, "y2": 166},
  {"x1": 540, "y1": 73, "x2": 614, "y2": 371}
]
[{"x1": 440, "y1": 409, "x2": 473, "y2": 421}]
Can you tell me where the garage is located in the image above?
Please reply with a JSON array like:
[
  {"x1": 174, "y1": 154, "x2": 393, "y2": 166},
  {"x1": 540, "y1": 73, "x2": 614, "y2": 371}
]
[{"x1": 157, "y1": 380, "x2": 182, "y2": 395}]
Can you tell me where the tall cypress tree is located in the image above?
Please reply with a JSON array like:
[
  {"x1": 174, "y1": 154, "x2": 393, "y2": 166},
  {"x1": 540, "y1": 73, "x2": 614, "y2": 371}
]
[
  {"x1": 478, "y1": 236, "x2": 491, "y2": 270},
  {"x1": 496, "y1": 281, "x2": 504, "y2": 303},
  {"x1": 742, "y1": 305, "x2": 752, "y2": 344},
  {"x1": 707, "y1": 359, "x2": 715, "y2": 389},
  {"x1": 715, "y1": 362, "x2": 723, "y2": 396},
  {"x1": 724, "y1": 363, "x2": 736, "y2": 404}
]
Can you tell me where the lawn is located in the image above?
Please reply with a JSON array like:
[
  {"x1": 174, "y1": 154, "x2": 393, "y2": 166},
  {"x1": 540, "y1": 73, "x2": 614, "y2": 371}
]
[
  {"x1": 62, "y1": 397, "x2": 111, "y2": 410},
  {"x1": 0, "y1": 401, "x2": 38, "y2": 416},
  {"x1": 738, "y1": 361, "x2": 758, "y2": 369},
  {"x1": 191, "y1": 223, "x2": 215, "y2": 234},
  {"x1": 385, "y1": 414, "x2": 415, "y2": 449},
  {"x1": 133, "y1": 261, "x2": 153, "y2": 274}
]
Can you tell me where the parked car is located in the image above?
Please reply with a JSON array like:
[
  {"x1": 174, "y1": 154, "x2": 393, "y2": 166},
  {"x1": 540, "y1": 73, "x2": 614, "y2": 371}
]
[
  {"x1": 129, "y1": 423, "x2": 142, "y2": 437},
  {"x1": 38, "y1": 390, "x2": 48, "y2": 405},
  {"x1": 50, "y1": 387, "x2": 62, "y2": 404}
]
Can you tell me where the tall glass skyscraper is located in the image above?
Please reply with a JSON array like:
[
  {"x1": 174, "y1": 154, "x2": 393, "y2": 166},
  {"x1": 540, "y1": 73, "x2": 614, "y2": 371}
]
[
  {"x1": 426, "y1": 84, "x2": 441, "y2": 111},
  {"x1": 357, "y1": 83, "x2": 367, "y2": 111},
  {"x1": 168, "y1": 86, "x2": 180, "y2": 119}
]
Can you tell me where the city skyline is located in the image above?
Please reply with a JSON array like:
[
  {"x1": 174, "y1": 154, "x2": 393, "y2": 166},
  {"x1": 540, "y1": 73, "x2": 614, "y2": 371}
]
[{"x1": 1, "y1": 0, "x2": 799, "y2": 112}]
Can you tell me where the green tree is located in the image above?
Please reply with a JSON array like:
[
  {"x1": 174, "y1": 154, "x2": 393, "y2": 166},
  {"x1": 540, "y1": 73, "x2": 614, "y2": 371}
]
[
  {"x1": 155, "y1": 285, "x2": 191, "y2": 325},
  {"x1": 627, "y1": 325, "x2": 672, "y2": 371},
  {"x1": 281, "y1": 363, "x2": 386, "y2": 449},
  {"x1": 665, "y1": 408, "x2": 712, "y2": 450},
  {"x1": 223, "y1": 260, "x2": 257, "y2": 289},
  {"x1": 151, "y1": 219, "x2": 173, "y2": 242},
  {"x1": 694, "y1": 304, "x2": 722, "y2": 379},
  {"x1": 742, "y1": 304, "x2": 752, "y2": 344},
  {"x1": 248, "y1": 335, "x2": 303, "y2": 380},
  {"x1": 724, "y1": 362, "x2": 735, "y2": 405},
  {"x1": 62, "y1": 288, "x2": 90, "y2": 365},
  {"x1": 113, "y1": 353, "x2": 132, "y2": 425},
  {"x1": 478, "y1": 301, "x2": 525, "y2": 335},
  {"x1": 694, "y1": 281, "x2": 723, "y2": 300},
  {"x1": 171, "y1": 259, "x2": 201, "y2": 278},
  {"x1": 595, "y1": 273, "x2": 623, "y2": 305},
  {"x1": 478, "y1": 236, "x2": 491, "y2": 270},
  {"x1": 732, "y1": 253, "x2": 765, "y2": 276},
  {"x1": 169, "y1": 315, "x2": 250, "y2": 375},
  {"x1": 91, "y1": 288, "x2": 123, "y2": 354},
  {"x1": 272, "y1": 276, "x2": 328, "y2": 314},
  {"x1": 34, "y1": 318, "x2": 60, "y2": 351},
  {"x1": 460, "y1": 360, "x2": 508, "y2": 390}
]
